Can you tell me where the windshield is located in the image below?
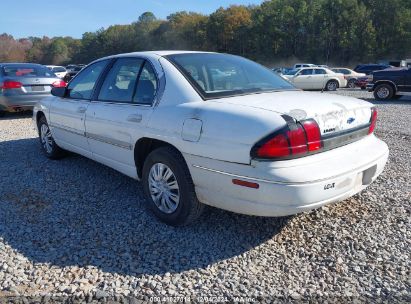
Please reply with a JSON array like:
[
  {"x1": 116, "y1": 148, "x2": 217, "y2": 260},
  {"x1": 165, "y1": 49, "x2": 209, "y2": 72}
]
[
  {"x1": 284, "y1": 69, "x2": 300, "y2": 75},
  {"x1": 2, "y1": 65, "x2": 56, "y2": 77},
  {"x1": 166, "y1": 53, "x2": 295, "y2": 99}
]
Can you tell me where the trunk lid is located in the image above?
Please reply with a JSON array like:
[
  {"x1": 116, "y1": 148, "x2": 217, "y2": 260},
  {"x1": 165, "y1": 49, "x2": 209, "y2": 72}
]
[{"x1": 212, "y1": 90, "x2": 372, "y2": 137}]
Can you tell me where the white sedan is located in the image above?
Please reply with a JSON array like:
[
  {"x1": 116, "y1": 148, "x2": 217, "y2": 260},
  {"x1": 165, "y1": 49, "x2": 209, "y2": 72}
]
[
  {"x1": 46, "y1": 65, "x2": 68, "y2": 79},
  {"x1": 33, "y1": 51, "x2": 388, "y2": 226},
  {"x1": 283, "y1": 67, "x2": 347, "y2": 90}
]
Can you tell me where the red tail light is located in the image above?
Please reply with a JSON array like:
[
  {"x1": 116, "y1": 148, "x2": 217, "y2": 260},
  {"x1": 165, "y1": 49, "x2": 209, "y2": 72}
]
[
  {"x1": 252, "y1": 118, "x2": 322, "y2": 160},
  {"x1": 0, "y1": 80, "x2": 23, "y2": 89},
  {"x1": 301, "y1": 120, "x2": 322, "y2": 151},
  {"x1": 52, "y1": 80, "x2": 67, "y2": 88},
  {"x1": 368, "y1": 108, "x2": 377, "y2": 134}
]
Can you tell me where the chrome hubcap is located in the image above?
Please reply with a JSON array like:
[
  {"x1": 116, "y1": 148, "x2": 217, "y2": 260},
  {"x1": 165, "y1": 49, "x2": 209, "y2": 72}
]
[
  {"x1": 377, "y1": 87, "x2": 389, "y2": 98},
  {"x1": 327, "y1": 82, "x2": 337, "y2": 91},
  {"x1": 40, "y1": 124, "x2": 53, "y2": 153},
  {"x1": 148, "y1": 163, "x2": 180, "y2": 214}
]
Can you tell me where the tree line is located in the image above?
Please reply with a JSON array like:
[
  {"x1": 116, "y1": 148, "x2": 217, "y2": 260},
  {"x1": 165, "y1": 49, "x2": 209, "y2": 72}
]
[{"x1": 1, "y1": 0, "x2": 410, "y2": 67}]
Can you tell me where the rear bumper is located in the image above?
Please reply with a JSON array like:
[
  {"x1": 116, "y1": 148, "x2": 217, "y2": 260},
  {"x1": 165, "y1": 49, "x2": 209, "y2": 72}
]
[
  {"x1": 185, "y1": 135, "x2": 389, "y2": 217},
  {"x1": 0, "y1": 94, "x2": 50, "y2": 111}
]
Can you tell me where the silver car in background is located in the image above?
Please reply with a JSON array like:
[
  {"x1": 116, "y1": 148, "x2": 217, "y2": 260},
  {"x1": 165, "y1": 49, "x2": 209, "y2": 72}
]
[{"x1": 0, "y1": 63, "x2": 65, "y2": 116}]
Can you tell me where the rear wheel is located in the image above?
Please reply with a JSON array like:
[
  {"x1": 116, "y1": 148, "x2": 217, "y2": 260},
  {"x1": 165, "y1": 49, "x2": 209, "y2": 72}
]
[
  {"x1": 326, "y1": 80, "x2": 338, "y2": 91},
  {"x1": 38, "y1": 116, "x2": 65, "y2": 159},
  {"x1": 142, "y1": 146, "x2": 204, "y2": 226},
  {"x1": 374, "y1": 84, "x2": 394, "y2": 100},
  {"x1": 0, "y1": 110, "x2": 5, "y2": 117},
  {"x1": 347, "y1": 79, "x2": 356, "y2": 88}
]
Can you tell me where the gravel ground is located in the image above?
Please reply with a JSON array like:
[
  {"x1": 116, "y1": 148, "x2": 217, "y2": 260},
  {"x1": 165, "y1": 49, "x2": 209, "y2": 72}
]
[{"x1": 0, "y1": 89, "x2": 410, "y2": 303}]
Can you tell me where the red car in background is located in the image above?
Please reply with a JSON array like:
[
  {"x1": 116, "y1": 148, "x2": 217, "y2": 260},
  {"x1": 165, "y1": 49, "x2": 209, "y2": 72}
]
[{"x1": 355, "y1": 76, "x2": 370, "y2": 90}]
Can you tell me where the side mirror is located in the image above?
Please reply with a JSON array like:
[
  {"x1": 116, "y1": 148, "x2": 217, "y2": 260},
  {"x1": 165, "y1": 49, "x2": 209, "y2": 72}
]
[{"x1": 51, "y1": 87, "x2": 67, "y2": 98}]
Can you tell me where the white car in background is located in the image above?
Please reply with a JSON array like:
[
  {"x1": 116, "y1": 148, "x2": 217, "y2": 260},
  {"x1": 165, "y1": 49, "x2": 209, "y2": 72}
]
[
  {"x1": 46, "y1": 65, "x2": 67, "y2": 79},
  {"x1": 331, "y1": 68, "x2": 366, "y2": 88},
  {"x1": 33, "y1": 51, "x2": 388, "y2": 226},
  {"x1": 283, "y1": 67, "x2": 347, "y2": 91},
  {"x1": 293, "y1": 63, "x2": 316, "y2": 69}
]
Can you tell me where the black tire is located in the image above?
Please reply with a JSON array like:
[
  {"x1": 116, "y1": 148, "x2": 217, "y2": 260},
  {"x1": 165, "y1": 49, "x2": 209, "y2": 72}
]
[
  {"x1": 0, "y1": 110, "x2": 5, "y2": 117},
  {"x1": 37, "y1": 115, "x2": 65, "y2": 159},
  {"x1": 361, "y1": 86, "x2": 366, "y2": 90},
  {"x1": 325, "y1": 80, "x2": 338, "y2": 91},
  {"x1": 142, "y1": 146, "x2": 204, "y2": 226},
  {"x1": 347, "y1": 79, "x2": 356, "y2": 89},
  {"x1": 373, "y1": 84, "x2": 394, "y2": 100}
]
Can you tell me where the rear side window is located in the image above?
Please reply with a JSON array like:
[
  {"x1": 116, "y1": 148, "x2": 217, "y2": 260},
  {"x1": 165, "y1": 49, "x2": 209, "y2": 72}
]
[
  {"x1": 98, "y1": 58, "x2": 144, "y2": 103},
  {"x1": 98, "y1": 58, "x2": 157, "y2": 105},
  {"x1": 67, "y1": 60, "x2": 108, "y2": 100},
  {"x1": 2, "y1": 65, "x2": 55, "y2": 77},
  {"x1": 133, "y1": 61, "x2": 158, "y2": 105}
]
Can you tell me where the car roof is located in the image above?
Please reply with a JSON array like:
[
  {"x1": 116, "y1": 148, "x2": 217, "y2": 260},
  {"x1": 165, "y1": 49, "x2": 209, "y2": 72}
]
[
  {"x1": 95, "y1": 50, "x2": 219, "y2": 62},
  {"x1": 0, "y1": 62, "x2": 43, "y2": 67}
]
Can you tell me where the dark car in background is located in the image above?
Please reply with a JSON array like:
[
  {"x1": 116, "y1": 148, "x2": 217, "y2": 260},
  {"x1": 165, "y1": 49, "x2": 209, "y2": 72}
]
[
  {"x1": 0, "y1": 63, "x2": 65, "y2": 116},
  {"x1": 354, "y1": 64, "x2": 392, "y2": 75},
  {"x1": 367, "y1": 67, "x2": 411, "y2": 100}
]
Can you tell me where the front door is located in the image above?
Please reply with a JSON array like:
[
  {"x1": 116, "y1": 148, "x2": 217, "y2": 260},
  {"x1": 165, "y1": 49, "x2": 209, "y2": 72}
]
[
  {"x1": 292, "y1": 68, "x2": 314, "y2": 89},
  {"x1": 49, "y1": 60, "x2": 109, "y2": 157},
  {"x1": 85, "y1": 58, "x2": 158, "y2": 178}
]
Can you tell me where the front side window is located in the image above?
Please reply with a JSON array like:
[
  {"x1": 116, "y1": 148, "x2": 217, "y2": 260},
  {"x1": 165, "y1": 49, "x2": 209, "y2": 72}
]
[
  {"x1": 67, "y1": 60, "x2": 108, "y2": 100},
  {"x1": 166, "y1": 53, "x2": 294, "y2": 99},
  {"x1": 300, "y1": 69, "x2": 314, "y2": 75},
  {"x1": 98, "y1": 58, "x2": 144, "y2": 103}
]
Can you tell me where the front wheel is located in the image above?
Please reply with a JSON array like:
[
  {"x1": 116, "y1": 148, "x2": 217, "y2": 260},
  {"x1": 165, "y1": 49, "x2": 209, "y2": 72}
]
[
  {"x1": 373, "y1": 84, "x2": 394, "y2": 100},
  {"x1": 142, "y1": 147, "x2": 204, "y2": 226},
  {"x1": 326, "y1": 80, "x2": 338, "y2": 91},
  {"x1": 38, "y1": 116, "x2": 65, "y2": 159}
]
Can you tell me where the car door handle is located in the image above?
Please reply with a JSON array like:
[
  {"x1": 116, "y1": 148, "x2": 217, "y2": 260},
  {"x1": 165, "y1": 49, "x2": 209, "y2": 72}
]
[
  {"x1": 127, "y1": 114, "x2": 142, "y2": 123},
  {"x1": 76, "y1": 106, "x2": 87, "y2": 113}
]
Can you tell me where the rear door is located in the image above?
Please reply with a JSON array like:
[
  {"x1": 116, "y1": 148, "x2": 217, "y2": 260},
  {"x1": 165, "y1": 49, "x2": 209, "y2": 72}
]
[
  {"x1": 311, "y1": 68, "x2": 327, "y2": 89},
  {"x1": 49, "y1": 60, "x2": 109, "y2": 157},
  {"x1": 85, "y1": 57, "x2": 157, "y2": 178}
]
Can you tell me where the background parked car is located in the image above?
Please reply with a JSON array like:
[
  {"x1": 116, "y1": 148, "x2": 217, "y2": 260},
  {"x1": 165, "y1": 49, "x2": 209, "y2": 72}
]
[
  {"x1": 0, "y1": 63, "x2": 65, "y2": 116},
  {"x1": 354, "y1": 76, "x2": 370, "y2": 90},
  {"x1": 367, "y1": 66, "x2": 411, "y2": 100},
  {"x1": 293, "y1": 63, "x2": 316, "y2": 69},
  {"x1": 283, "y1": 67, "x2": 346, "y2": 90},
  {"x1": 46, "y1": 65, "x2": 67, "y2": 79},
  {"x1": 353, "y1": 64, "x2": 392, "y2": 75},
  {"x1": 272, "y1": 67, "x2": 293, "y2": 75},
  {"x1": 63, "y1": 64, "x2": 85, "y2": 82},
  {"x1": 331, "y1": 67, "x2": 366, "y2": 88}
]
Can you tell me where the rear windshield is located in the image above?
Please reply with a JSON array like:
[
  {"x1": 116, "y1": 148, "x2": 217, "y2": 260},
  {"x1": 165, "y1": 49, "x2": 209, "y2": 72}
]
[
  {"x1": 53, "y1": 67, "x2": 66, "y2": 72},
  {"x1": 166, "y1": 53, "x2": 295, "y2": 99},
  {"x1": 2, "y1": 65, "x2": 55, "y2": 77}
]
